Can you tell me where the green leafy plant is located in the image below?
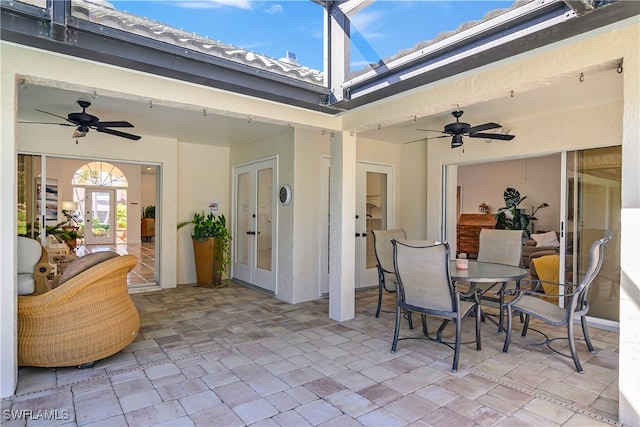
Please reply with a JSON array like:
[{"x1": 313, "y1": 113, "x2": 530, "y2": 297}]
[
  {"x1": 143, "y1": 205, "x2": 155, "y2": 219},
  {"x1": 178, "y1": 212, "x2": 232, "y2": 277},
  {"x1": 494, "y1": 188, "x2": 548, "y2": 238}
]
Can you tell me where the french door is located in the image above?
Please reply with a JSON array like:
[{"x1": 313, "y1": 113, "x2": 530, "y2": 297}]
[
  {"x1": 233, "y1": 158, "x2": 277, "y2": 292},
  {"x1": 83, "y1": 188, "x2": 116, "y2": 245},
  {"x1": 320, "y1": 159, "x2": 394, "y2": 294}
]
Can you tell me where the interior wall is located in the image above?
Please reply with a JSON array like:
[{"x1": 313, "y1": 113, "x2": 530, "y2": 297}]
[
  {"x1": 140, "y1": 170, "x2": 157, "y2": 217},
  {"x1": 44, "y1": 158, "x2": 143, "y2": 243},
  {"x1": 400, "y1": 141, "x2": 428, "y2": 239},
  {"x1": 457, "y1": 155, "x2": 561, "y2": 234}
]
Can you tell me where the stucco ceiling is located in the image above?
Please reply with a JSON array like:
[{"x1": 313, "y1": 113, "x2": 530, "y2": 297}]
[{"x1": 16, "y1": 65, "x2": 622, "y2": 148}]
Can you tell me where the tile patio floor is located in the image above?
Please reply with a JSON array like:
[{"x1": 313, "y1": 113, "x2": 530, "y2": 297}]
[{"x1": 3, "y1": 283, "x2": 620, "y2": 426}]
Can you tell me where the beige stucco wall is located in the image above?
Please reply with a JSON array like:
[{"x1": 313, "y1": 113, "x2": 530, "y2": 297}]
[{"x1": 177, "y1": 142, "x2": 231, "y2": 285}]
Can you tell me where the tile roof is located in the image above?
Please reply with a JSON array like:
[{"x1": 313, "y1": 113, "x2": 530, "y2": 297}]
[{"x1": 71, "y1": 0, "x2": 325, "y2": 86}]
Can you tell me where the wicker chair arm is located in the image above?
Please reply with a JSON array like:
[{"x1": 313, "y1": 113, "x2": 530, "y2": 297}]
[
  {"x1": 18, "y1": 255, "x2": 138, "y2": 312},
  {"x1": 32, "y1": 248, "x2": 53, "y2": 295}
]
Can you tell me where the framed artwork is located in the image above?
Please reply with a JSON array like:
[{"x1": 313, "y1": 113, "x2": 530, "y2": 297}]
[{"x1": 37, "y1": 178, "x2": 58, "y2": 221}]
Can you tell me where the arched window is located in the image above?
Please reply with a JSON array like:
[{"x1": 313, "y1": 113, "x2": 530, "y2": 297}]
[
  {"x1": 72, "y1": 162, "x2": 128, "y2": 187},
  {"x1": 72, "y1": 162, "x2": 128, "y2": 243}
]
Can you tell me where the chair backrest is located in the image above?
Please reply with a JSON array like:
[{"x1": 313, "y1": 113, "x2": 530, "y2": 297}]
[
  {"x1": 573, "y1": 235, "x2": 611, "y2": 310},
  {"x1": 392, "y1": 239, "x2": 454, "y2": 313},
  {"x1": 372, "y1": 229, "x2": 407, "y2": 274},
  {"x1": 17, "y1": 236, "x2": 43, "y2": 274},
  {"x1": 477, "y1": 229, "x2": 523, "y2": 266}
]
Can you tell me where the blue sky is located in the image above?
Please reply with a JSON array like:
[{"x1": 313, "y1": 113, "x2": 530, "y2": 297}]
[{"x1": 108, "y1": 1, "x2": 515, "y2": 72}]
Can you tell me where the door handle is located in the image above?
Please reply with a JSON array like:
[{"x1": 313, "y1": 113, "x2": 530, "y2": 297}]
[
  {"x1": 355, "y1": 233, "x2": 361, "y2": 237},
  {"x1": 362, "y1": 233, "x2": 367, "y2": 237},
  {"x1": 246, "y1": 231, "x2": 256, "y2": 235}
]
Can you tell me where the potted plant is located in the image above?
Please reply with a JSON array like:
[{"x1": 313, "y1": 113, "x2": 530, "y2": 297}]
[
  {"x1": 141, "y1": 205, "x2": 155, "y2": 242},
  {"x1": 178, "y1": 212, "x2": 232, "y2": 287},
  {"x1": 494, "y1": 188, "x2": 548, "y2": 238},
  {"x1": 46, "y1": 220, "x2": 84, "y2": 250}
]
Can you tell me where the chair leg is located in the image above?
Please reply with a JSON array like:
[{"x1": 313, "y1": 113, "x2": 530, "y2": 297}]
[
  {"x1": 521, "y1": 314, "x2": 530, "y2": 338},
  {"x1": 567, "y1": 321, "x2": 583, "y2": 373},
  {"x1": 375, "y1": 276, "x2": 384, "y2": 318},
  {"x1": 452, "y1": 317, "x2": 461, "y2": 373},
  {"x1": 475, "y1": 305, "x2": 482, "y2": 351},
  {"x1": 502, "y1": 306, "x2": 513, "y2": 353},
  {"x1": 391, "y1": 304, "x2": 402, "y2": 353},
  {"x1": 581, "y1": 315, "x2": 595, "y2": 353},
  {"x1": 421, "y1": 314, "x2": 429, "y2": 336}
]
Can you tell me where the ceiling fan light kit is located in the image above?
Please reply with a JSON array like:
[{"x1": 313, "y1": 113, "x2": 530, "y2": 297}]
[{"x1": 418, "y1": 109, "x2": 515, "y2": 148}]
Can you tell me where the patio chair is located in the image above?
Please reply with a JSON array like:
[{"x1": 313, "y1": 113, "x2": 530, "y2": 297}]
[
  {"x1": 391, "y1": 239, "x2": 481, "y2": 372},
  {"x1": 502, "y1": 235, "x2": 611, "y2": 372},
  {"x1": 465, "y1": 229, "x2": 523, "y2": 332},
  {"x1": 371, "y1": 228, "x2": 407, "y2": 318},
  {"x1": 18, "y1": 252, "x2": 140, "y2": 368}
]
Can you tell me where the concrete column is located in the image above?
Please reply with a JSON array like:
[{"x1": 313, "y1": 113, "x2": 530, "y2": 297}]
[
  {"x1": 329, "y1": 131, "x2": 356, "y2": 321},
  {"x1": 0, "y1": 65, "x2": 17, "y2": 397},
  {"x1": 619, "y1": 34, "x2": 640, "y2": 426}
]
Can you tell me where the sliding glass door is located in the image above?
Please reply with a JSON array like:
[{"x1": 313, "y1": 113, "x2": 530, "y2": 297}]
[{"x1": 565, "y1": 146, "x2": 621, "y2": 324}]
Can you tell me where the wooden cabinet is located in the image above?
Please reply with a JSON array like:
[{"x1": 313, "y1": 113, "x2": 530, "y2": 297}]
[
  {"x1": 456, "y1": 214, "x2": 496, "y2": 258},
  {"x1": 141, "y1": 217, "x2": 155, "y2": 242}
]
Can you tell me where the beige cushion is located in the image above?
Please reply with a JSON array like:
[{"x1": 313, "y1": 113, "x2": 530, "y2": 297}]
[
  {"x1": 56, "y1": 252, "x2": 119, "y2": 286},
  {"x1": 531, "y1": 231, "x2": 560, "y2": 248}
]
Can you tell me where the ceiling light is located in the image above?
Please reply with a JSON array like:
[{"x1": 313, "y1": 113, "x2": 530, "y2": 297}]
[
  {"x1": 72, "y1": 125, "x2": 89, "y2": 138},
  {"x1": 451, "y1": 134, "x2": 463, "y2": 148}
]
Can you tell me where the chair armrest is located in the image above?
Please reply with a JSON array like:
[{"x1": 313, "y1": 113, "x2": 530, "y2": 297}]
[{"x1": 505, "y1": 280, "x2": 578, "y2": 301}]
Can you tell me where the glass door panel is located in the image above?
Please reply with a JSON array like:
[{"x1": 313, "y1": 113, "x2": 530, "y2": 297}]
[
  {"x1": 236, "y1": 172, "x2": 251, "y2": 268},
  {"x1": 84, "y1": 188, "x2": 116, "y2": 245},
  {"x1": 565, "y1": 146, "x2": 621, "y2": 323},
  {"x1": 257, "y1": 168, "x2": 273, "y2": 272},
  {"x1": 356, "y1": 162, "x2": 394, "y2": 289}
]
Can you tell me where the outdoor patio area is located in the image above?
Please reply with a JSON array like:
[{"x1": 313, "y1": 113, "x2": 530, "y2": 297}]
[{"x1": 3, "y1": 284, "x2": 619, "y2": 426}]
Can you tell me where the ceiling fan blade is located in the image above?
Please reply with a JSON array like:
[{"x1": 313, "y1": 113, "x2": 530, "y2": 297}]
[
  {"x1": 96, "y1": 121, "x2": 135, "y2": 128},
  {"x1": 468, "y1": 132, "x2": 515, "y2": 140},
  {"x1": 467, "y1": 122, "x2": 501, "y2": 133},
  {"x1": 95, "y1": 127, "x2": 141, "y2": 140},
  {"x1": 19, "y1": 120, "x2": 74, "y2": 126},
  {"x1": 416, "y1": 128, "x2": 446, "y2": 133},
  {"x1": 34, "y1": 109, "x2": 72, "y2": 123}
]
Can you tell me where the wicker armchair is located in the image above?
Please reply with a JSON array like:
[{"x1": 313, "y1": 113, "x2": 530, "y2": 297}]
[{"x1": 18, "y1": 254, "x2": 140, "y2": 368}]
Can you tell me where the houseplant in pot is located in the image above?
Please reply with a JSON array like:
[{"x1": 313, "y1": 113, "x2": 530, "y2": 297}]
[
  {"x1": 494, "y1": 187, "x2": 548, "y2": 238},
  {"x1": 178, "y1": 212, "x2": 232, "y2": 287}
]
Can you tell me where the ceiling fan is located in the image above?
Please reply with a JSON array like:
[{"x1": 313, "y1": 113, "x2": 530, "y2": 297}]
[
  {"x1": 21, "y1": 100, "x2": 141, "y2": 141},
  {"x1": 417, "y1": 110, "x2": 514, "y2": 148}
]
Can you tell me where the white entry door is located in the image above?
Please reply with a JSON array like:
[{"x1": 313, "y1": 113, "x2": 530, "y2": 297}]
[
  {"x1": 83, "y1": 188, "x2": 116, "y2": 245},
  {"x1": 356, "y1": 162, "x2": 394, "y2": 289},
  {"x1": 233, "y1": 159, "x2": 277, "y2": 292},
  {"x1": 320, "y1": 159, "x2": 394, "y2": 294}
]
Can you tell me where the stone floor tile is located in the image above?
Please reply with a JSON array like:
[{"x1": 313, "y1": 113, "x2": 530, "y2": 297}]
[
  {"x1": 524, "y1": 397, "x2": 578, "y2": 423},
  {"x1": 358, "y1": 383, "x2": 402, "y2": 406},
  {"x1": 511, "y1": 407, "x2": 561, "y2": 426},
  {"x1": 414, "y1": 384, "x2": 459, "y2": 406},
  {"x1": 74, "y1": 393, "x2": 123, "y2": 425},
  {"x1": 118, "y1": 389, "x2": 162, "y2": 413},
  {"x1": 155, "y1": 382, "x2": 188, "y2": 401},
  {"x1": 278, "y1": 367, "x2": 324, "y2": 388},
  {"x1": 285, "y1": 386, "x2": 318, "y2": 405},
  {"x1": 536, "y1": 378, "x2": 598, "y2": 406},
  {"x1": 384, "y1": 394, "x2": 438, "y2": 422},
  {"x1": 143, "y1": 363, "x2": 181, "y2": 381},
  {"x1": 81, "y1": 414, "x2": 127, "y2": 426},
  {"x1": 112, "y1": 377, "x2": 153, "y2": 398},
  {"x1": 188, "y1": 403, "x2": 244, "y2": 427},
  {"x1": 271, "y1": 409, "x2": 313, "y2": 427},
  {"x1": 214, "y1": 381, "x2": 260, "y2": 407},
  {"x1": 422, "y1": 406, "x2": 476, "y2": 427},
  {"x1": 357, "y1": 408, "x2": 406, "y2": 427},
  {"x1": 304, "y1": 377, "x2": 346, "y2": 398},
  {"x1": 383, "y1": 371, "x2": 433, "y2": 395},
  {"x1": 331, "y1": 370, "x2": 376, "y2": 392},
  {"x1": 178, "y1": 390, "x2": 222, "y2": 415},
  {"x1": 295, "y1": 399, "x2": 343, "y2": 425},
  {"x1": 265, "y1": 391, "x2": 299, "y2": 412},
  {"x1": 233, "y1": 398, "x2": 279, "y2": 425},
  {"x1": 324, "y1": 389, "x2": 378, "y2": 418},
  {"x1": 563, "y1": 412, "x2": 616, "y2": 426}
]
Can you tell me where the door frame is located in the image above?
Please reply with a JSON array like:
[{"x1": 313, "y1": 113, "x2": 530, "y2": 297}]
[
  {"x1": 320, "y1": 157, "x2": 396, "y2": 295},
  {"x1": 231, "y1": 156, "x2": 278, "y2": 293}
]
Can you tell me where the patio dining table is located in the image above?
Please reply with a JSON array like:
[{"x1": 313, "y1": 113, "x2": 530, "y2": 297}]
[{"x1": 450, "y1": 260, "x2": 529, "y2": 332}]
